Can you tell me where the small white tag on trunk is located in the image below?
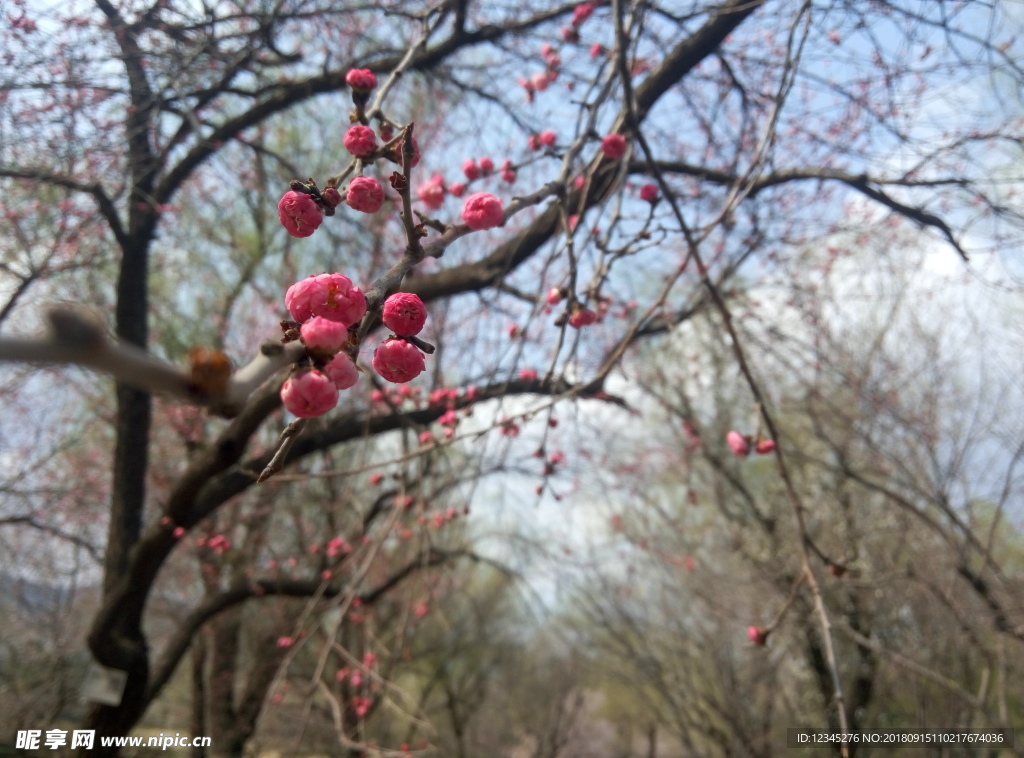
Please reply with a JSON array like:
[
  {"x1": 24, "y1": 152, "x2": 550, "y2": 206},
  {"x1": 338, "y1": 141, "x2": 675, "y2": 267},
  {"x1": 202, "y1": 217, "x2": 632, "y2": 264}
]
[{"x1": 81, "y1": 660, "x2": 128, "y2": 706}]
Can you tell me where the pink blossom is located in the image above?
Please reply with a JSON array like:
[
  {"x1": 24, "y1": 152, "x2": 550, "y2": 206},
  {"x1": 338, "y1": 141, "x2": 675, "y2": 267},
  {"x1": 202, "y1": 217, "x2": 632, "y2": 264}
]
[
  {"x1": 569, "y1": 308, "x2": 597, "y2": 328},
  {"x1": 727, "y1": 431, "x2": 750, "y2": 457},
  {"x1": 572, "y1": 2, "x2": 594, "y2": 26},
  {"x1": 462, "y1": 192, "x2": 504, "y2": 230},
  {"x1": 173, "y1": 526, "x2": 185, "y2": 539},
  {"x1": 439, "y1": 409, "x2": 458, "y2": 427},
  {"x1": 346, "y1": 68, "x2": 378, "y2": 91},
  {"x1": 748, "y1": 626, "x2": 768, "y2": 646},
  {"x1": 324, "y1": 352, "x2": 360, "y2": 390},
  {"x1": 373, "y1": 338, "x2": 426, "y2": 383},
  {"x1": 382, "y1": 292, "x2": 427, "y2": 336},
  {"x1": 343, "y1": 125, "x2": 378, "y2": 157},
  {"x1": 574, "y1": 175, "x2": 586, "y2": 189},
  {"x1": 640, "y1": 183, "x2": 658, "y2": 202},
  {"x1": 547, "y1": 287, "x2": 563, "y2": 305},
  {"x1": 478, "y1": 156, "x2": 494, "y2": 175},
  {"x1": 755, "y1": 438, "x2": 776, "y2": 455},
  {"x1": 519, "y1": 368, "x2": 538, "y2": 380},
  {"x1": 281, "y1": 369, "x2": 339, "y2": 417},
  {"x1": 314, "y1": 273, "x2": 366, "y2": 326},
  {"x1": 417, "y1": 174, "x2": 446, "y2": 210},
  {"x1": 277, "y1": 636, "x2": 294, "y2": 648},
  {"x1": 601, "y1": 133, "x2": 627, "y2": 160},
  {"x1": 462, "y1": 158, "x2": 480, "y2": 181},
  {"x1": 449, "y1": 182, "x2": 466, "y2": 197},
  {"x1": 350, "y1": 671, "x2": 363, "y2": 687},
  {"x1": 539, "y1": 130, "x2": 557, "y2": 146},
  {"x1": 301, "y1": 316, "x2": 349, "y2": 353},
  {"x1": 370, "y1": 389, "x2": 385, "y2": 404},
  {"x1": 346, "y1": 176, "x2": 385, "y2": 213},
  {"x1": 531, "y1": 71, "x2": 551, "y2": 92},
  {"x1": 278, "y1": 190, "x2": 323, "y2": 238},
  {"x1": 286, "y1": 275, "x2": 328, "y2": 322}
]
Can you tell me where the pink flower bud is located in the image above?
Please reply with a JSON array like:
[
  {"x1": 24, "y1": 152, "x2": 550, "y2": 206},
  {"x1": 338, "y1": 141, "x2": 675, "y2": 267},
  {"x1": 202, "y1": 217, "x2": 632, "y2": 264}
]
[
  {"x1": 419, "y1": 431, "x2": 434, "y2": 445},
  {"x1": 309, "y1": 272, "x2": 366, "y2": 326},
  {"x1": 462, "y1": 192, "x2": 504, "y2": 230},
  {"x1": 382, "y1": 292, "x2": 427, "y2": 336},
  {"x1": 346, "y1": 176, "x2": 385, "y2": 213},
  {"x1": 346, "y1": 68, "x2": 378, "y2": 91},
  {"x1": 448, "y1": 182, "x2": 466, "y2": 197},
  {"x1": 416, "y1": 174, "x2": 446, "y2": 210},
  {"x1": 278, "y1": 190, "x2": 323, "y2": 238},
  {"x1": 547, "y1": 287, "x2": 562, "y2": 305},
  {"x1": 531, "y1": 71, "x2": 550, "y2": 92},
  {"x1": 539, "y1": 130, "x2": 557, "y2": 146},
  {"x1": 519, "y1": 368, "x2": 538, "y2": 380},
  {"x1": 369, "y1": 472, "x2": 383, "y2": 485},
  {"x1": 572, "y1": 2, "x2": 594, "y2": 26},
  {"x1": 462, "y1": 158, "x2": 480, "y2": 181},
  {"x1": 285, "y1": 275, "x2": 328, "y2": 322},
  {"x1": 322, "y1": 186, "x2": 343, "y2": 207},
  {"x1": 478, "y1": 156, "x2": 494, "y2": 175},
  {"x1": 640, "y1": 183, "x2": 658, "y2": 202},
  {"x1": 574, "y1": 175, "x2": 586, "y2": 189},
  {"x1": 372, "y1": 338, "x2": 426, "y2": 383},
  {"x1": 501, "y1": 168, "x2": 516, "y2": 184},
  {"x1": 755, "y1": 438, "x2": 776, "y2": 455},
  {"x1": 590, "y1": 43, "x2": 605, "y2": 58},
  {"x1": 281, "y1": 369, "x2": 339, "y2": 417},
  {"x1": 601, "y1": 134, "x2": 627, "y2": 160},
  {"x1": 301, "y1": 316, "x2": 349, "y2": 353},
  {"x1": 277, "y1": 636, "x2": 294, "y2": 648},
  {"x1": 528, "y1": 134, "x2": 542, "y2": 151},
  {"x1": 727, "y1": 431, "x2": 750, "y2": 457},
  {"x1": 324, "y1": 352, "x2": 360, "y2": 390},
  {"x1": 343, "y1": 125, "x2": 378, "y2": 157},
  {"x1": 748, "y1": 626, "x2": 768, "y2": 646},
  {"x1": 568, "y1": 307, "x2": 597, "y2": 328}
]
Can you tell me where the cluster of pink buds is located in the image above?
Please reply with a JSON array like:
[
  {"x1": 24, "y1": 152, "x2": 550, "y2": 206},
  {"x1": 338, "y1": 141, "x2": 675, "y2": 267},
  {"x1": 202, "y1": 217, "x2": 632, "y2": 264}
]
[
  {"x1": 372, "y1": 292, "x2": 430, "y2": 384},
  {"x1": 727, "y1": 431, "x2": 776, "y2": 457},
  {"x1": 280, "y1": 273, "x2": 367, "y2": 417}
]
